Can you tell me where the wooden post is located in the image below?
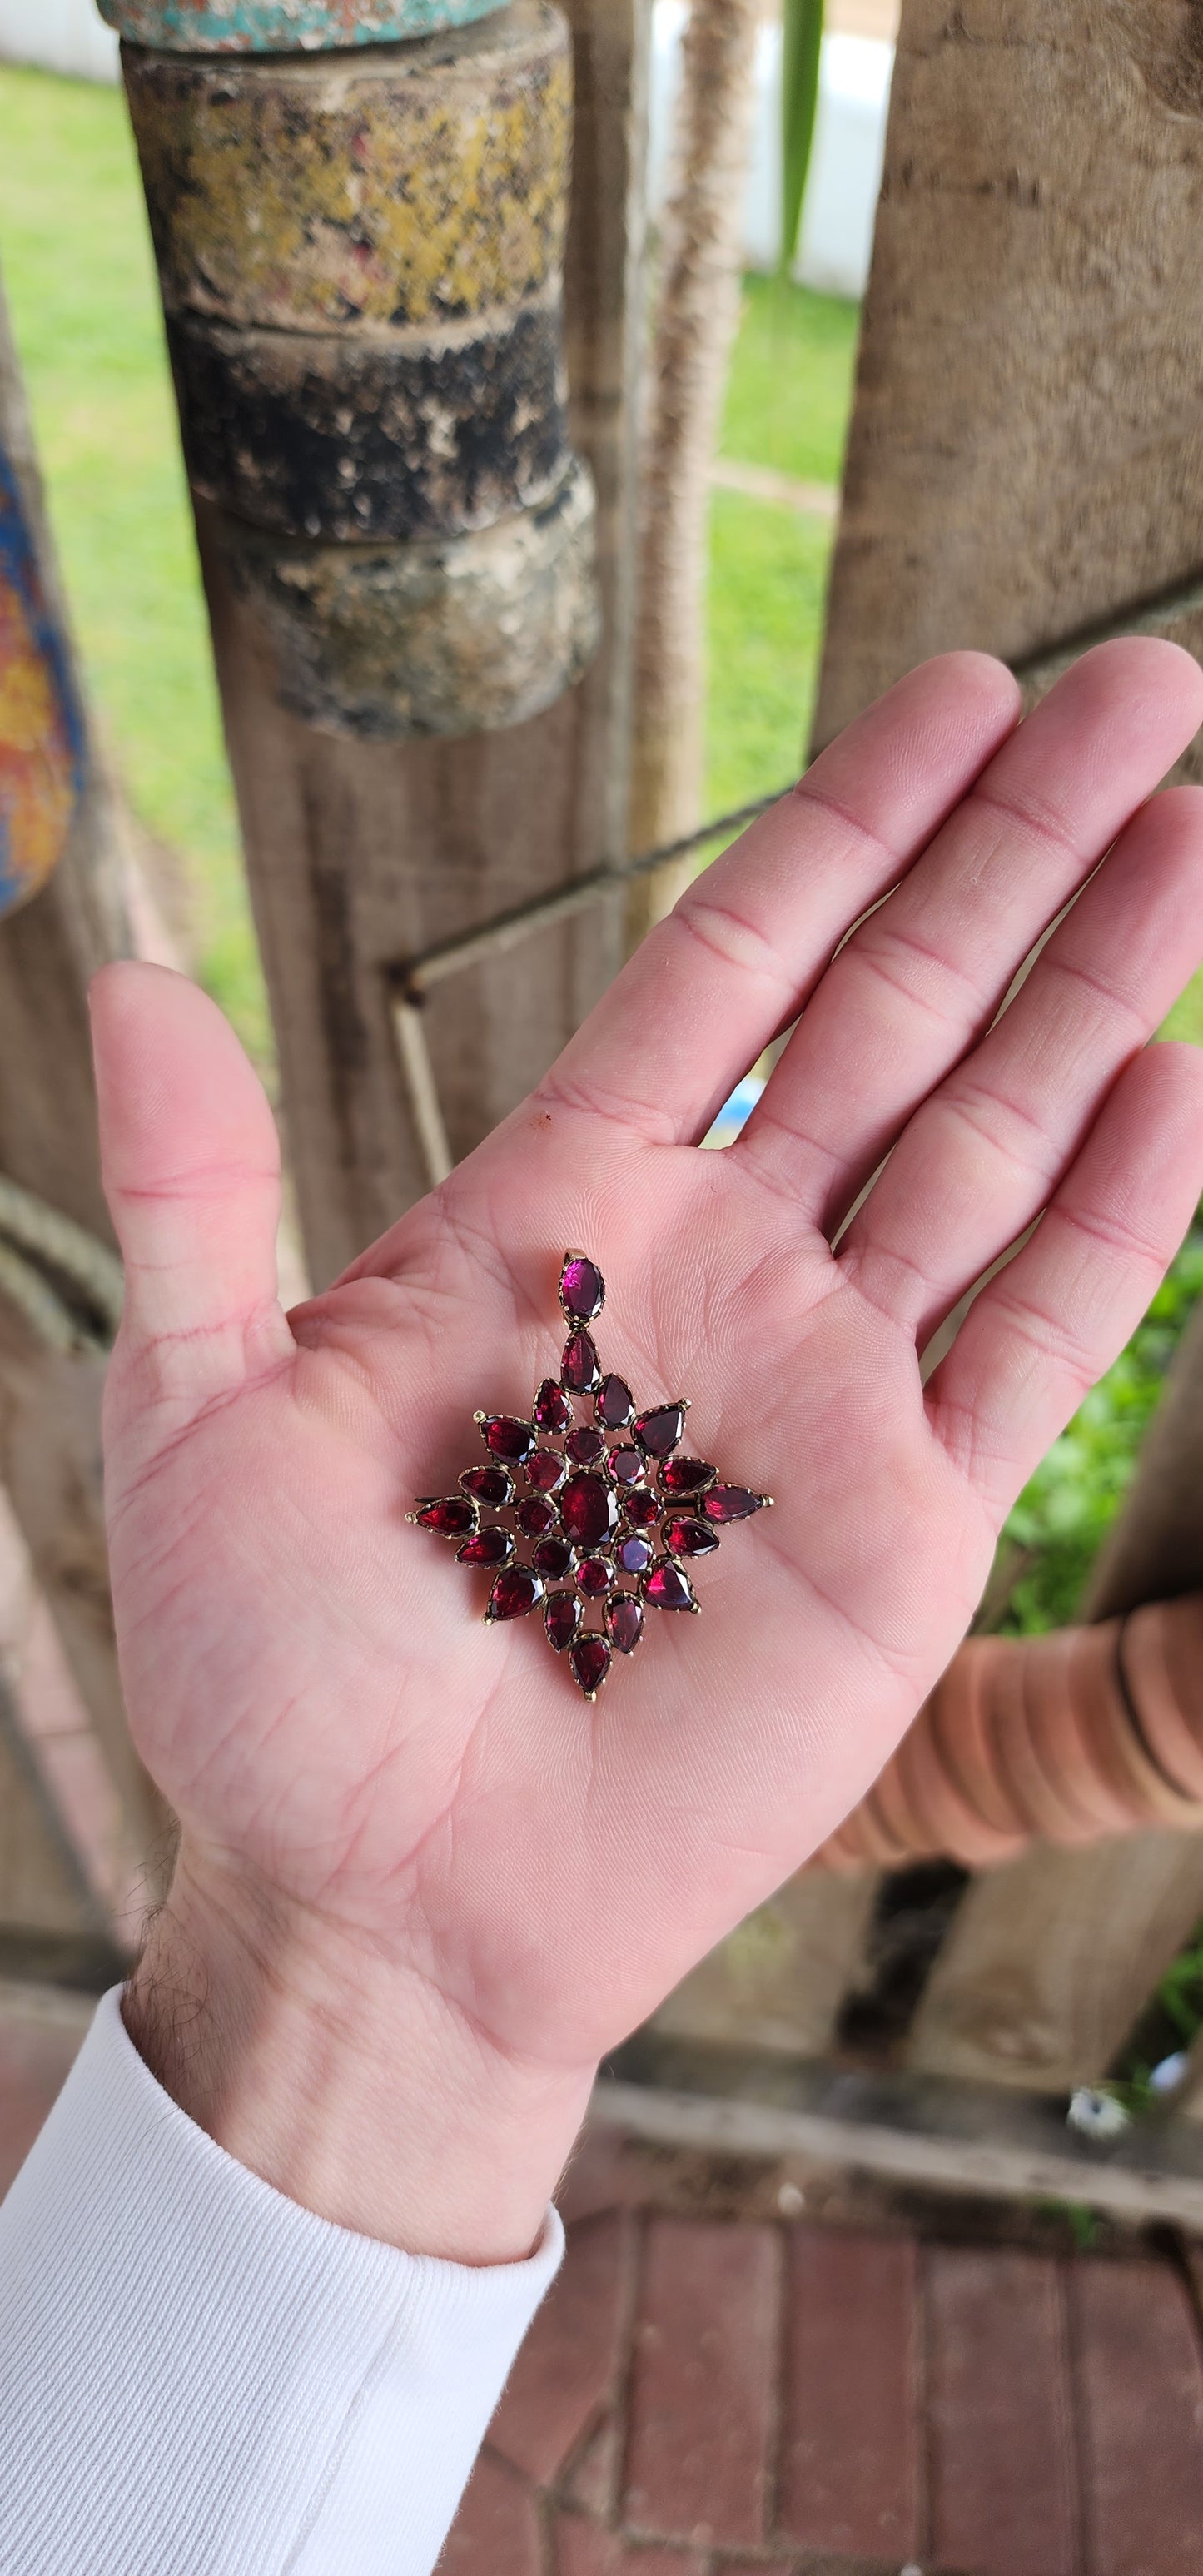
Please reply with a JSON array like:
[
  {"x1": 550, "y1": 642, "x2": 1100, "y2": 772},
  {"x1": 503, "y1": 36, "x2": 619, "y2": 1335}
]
[{"x1": 0, "y1": 278, "x2": 164, "y2": 1891}]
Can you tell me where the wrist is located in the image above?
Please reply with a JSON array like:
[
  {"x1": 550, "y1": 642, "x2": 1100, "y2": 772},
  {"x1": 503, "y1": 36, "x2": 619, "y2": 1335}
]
[{"x1": 123, "y1": 1851, "x2": 594, "y2": 2265}]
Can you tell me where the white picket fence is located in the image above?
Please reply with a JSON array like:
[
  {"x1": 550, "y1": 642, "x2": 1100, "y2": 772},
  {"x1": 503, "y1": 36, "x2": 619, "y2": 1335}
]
[{"x1": 0, "y1": 0, "x2": 890, "y2": 298}]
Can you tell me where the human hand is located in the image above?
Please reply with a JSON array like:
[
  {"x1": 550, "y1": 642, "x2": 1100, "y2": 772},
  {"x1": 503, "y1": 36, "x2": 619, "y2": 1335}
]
[{"x1": 98, "y1": 639, "x2": 1203, "y2": 2260}]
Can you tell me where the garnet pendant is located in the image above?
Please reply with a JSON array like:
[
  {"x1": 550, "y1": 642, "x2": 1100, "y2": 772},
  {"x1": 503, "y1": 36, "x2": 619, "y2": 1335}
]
[{"x1": 410, "y1": 1251, "x2": 772, "y2": 1696}]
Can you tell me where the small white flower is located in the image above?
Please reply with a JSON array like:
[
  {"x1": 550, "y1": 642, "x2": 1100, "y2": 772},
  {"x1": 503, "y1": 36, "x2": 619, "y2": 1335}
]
[
  {"x1": 1150, "y1": 2052, "x2": 1188, "y2": 2096},
  {"x1": 1067, "y1": 2086, "x2": 1131, "y2": 2141}
]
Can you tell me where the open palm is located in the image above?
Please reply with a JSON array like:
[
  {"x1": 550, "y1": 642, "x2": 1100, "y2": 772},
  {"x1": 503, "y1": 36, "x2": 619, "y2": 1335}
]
[{"x1": 96, "y1": 643, "x2": 1203, "y2": 2215}]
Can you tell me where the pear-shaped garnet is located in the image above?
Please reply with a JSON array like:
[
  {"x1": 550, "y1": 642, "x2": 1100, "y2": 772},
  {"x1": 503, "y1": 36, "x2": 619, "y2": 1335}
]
[
  {"x1": 664, "y1": 1516, "x2": 719, "y2": 1558},
  {"x1": 634, "y1": 1405, "x2": 685, "y2": 1460},
  {"x1": 415, "y1": 1497, "x2": 477, "y2": 1537},
  {"x1": 516, "y1": 1494, "x2": 557, "y2": 1538},
  {"x1": 532, "y1": 1535, "x2": 575, "y2": 1581},
  {"x1": 480, "y1": 1415, "x2": 536, "y2": 1464},
  {"x1": 623, "y1": 1489, "x2": 660, "y2": 1528},
  {"x1": 486, "y1": 1567, "x2": 544, "y2": 1622},
  {"x1": 661, "y1": 1457, "x2": 716, "y2": 1496},
  {"x1": 606, "y1": 1594, "x2": 643, "y2": 1654},
  {"x1": 560, "y1": 1473, "x2": 619, "y2": 1549},
  {"x1": 643, "y1": 1558, "x2": 697, "y2": 1612},
  {"x1": 526, "y1": 1448, "x2": 566, "y2": 1494},
  {"x1": 534, "y1": 1377, "x2": 573, "y2": 1435},
  {"x1": 544, "y1": 1593, "x2": 580, "y2": 1652},
  {"x1": 615, "y1": 1529, "x2": 654, "y2": 1575},
  {"x1": 596, "y1": 1374, "x2": 634, "y2": 1430},
  {"x1": 609, "y1": 1445, "x2": 645, "y2": 1488},
  {"x1": 457, "y1": 1527, "x2": 513, "y2": 1568},
  {"x1": 569, "y1": 1634, "x2": 611, "y2": 1698},
  {"x1": 559, "y1": 1256, "x2": 605, "y2": 1323},
  {"x1": 576, "y1": 1555, "x2": 612, "y2": 1599},
  {"x1": 703, "y1": 1485, "x2": 768, "y2": 1523},
  {"x1": 460, "y1": 1466, "x2": 513, "y2": 1508},
  {"x1": 562, "y1": 1330, "x2": 600, "y2": 1394},
  {"x1": 566, "y1": 1425, "x2": 606, "y2": 1467}
]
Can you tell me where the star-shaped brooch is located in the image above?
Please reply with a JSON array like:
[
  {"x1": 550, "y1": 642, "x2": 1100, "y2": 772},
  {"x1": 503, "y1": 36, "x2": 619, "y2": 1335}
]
[{"x1": 409, "y1": 1254, "x2": 772, "y2": 1699}]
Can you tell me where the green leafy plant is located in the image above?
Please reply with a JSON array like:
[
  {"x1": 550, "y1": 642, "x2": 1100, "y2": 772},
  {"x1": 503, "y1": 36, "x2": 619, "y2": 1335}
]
[{"x1": 779, "y1": 0, "x2": 825, "y2": 277}]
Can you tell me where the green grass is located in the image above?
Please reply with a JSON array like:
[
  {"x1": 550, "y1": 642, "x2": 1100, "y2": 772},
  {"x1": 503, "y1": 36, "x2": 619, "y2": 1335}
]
[
  {"x1": 705, "y1": 490, "x2": 833, "y2": 814},
  {"x1": 720, "y1": 271, "x2": 860, "y2": 488}
]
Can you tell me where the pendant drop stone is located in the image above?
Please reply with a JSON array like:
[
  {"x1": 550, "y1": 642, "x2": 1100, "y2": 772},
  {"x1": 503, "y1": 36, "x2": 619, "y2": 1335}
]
[
  {"x1": 516, "y1": 1494, "x2": 557, "y2": 1538},
  {"x1": 623, "y1": 1489, "x2": 660, "y2": 1528},
  {"x1": 569, "y1": 1634, "x2": 611, "y2": 1698},
  {"x1": 606, "y1": 1594, "x2": 643, "y2": 1654},
  {"x1": 559, "y1": 1255, "x2": 605, "y2": 1322},
  {"x1": 534, "y1": 1378, "x2": 573, "y2": 1435},
  {"x1": 460, "y1": 1466, "x2": 514, "y2": 1508},
  {"x1": 526, "y1": 1448, "x2": 567, "y2": 1494},
  {"x1": 644, "y1": 1558, "x2": 697, "y2": 1612},
  {"x1": 545, "y1": 1593, "x2": 580, "y2": 1652},
  {"x1": 457, "y1": 1528, "x2": 513, "y2": 1568},
  {"x1": 560, "y1": 1472, "x2": 619, "y2": 1549},
  {"x1": 615, "y1": 1529, "x2": 654, "y2": 1575},
  {"x1": 664, "y1": 1516, "x2": 719, "y2": 1558},
  {"x1": 703, "y1": 1485, "x2": 768, "y2": 1523},
  {"x1": 596, "y1": 1374, "x2": 634, "y2": 1430},
  {"x1": 532, "y1": 1534, "x2": 575, "y2": 1581},
  {"x1": 566, "y1": 1425, "x2": 606, "y2": 1467},
  {"x1": 480, "y1": 1415, "x2": 536, "y2": 1464},
  {"x1": 562, "y1": 1330, "x2": 600, "y2": 1394},
  {"x1": 415, "y1": 1497, "x2": 477, "y2": 1537},
  {"x1": 661, "y1": 1457, "x2": 716, "y2": 1496},
  {"x1": 634, "y1": 1405, "x2": 685, "y2": 1461},
  {"x1": 487, "y1": 1567, "x2": 544, "y2": 1621},
  {"x1": 575, "y1": 1554, "x2": 612, "y2": 1599}
]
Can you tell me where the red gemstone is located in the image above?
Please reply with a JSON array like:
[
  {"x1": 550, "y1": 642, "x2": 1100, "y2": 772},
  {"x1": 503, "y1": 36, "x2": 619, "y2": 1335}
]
[
  {"x1": 560, "y1": 1472, "x2": 619, "y2": 1548},
  {"x1": 415, "y1": 1496, "x2": 477, "y2": 1537},
  {"x1": 634, "y1": 1404, "x2": 686, "y2": 1461},
  {"x1": 703, "y1": 1485, "x2": 768, "y2": 1523},
  {"x1": 606, "y1": 1594, "x2": 644, "y2": 1654},
  {"x1": 623, "y1": 1489, "x2": 660, "y2": 1528},
  {"x1": 457, "y1": 1527, "x2": 514, "y2": 1568},
  {"x1": 534, "y1": 1377, "x2": 573, "y2": 1435},
  {"x1": 460, "y1": 1466, "x2": 514, "y2": 1508},
  {"x1": 516, "y1": 1494, "x2": 557, "y2": 1538},
  {"x1": 609, "y1": 1445, "x2": 645, "y2": 1487},
  {"x1": 559, "y1": 1255, "x2": 605, "y2": 1322},
  {"x1": 566, "y1": 1425, "x2": 606, "y2": 1467},
  {"x1": 615, "y1": 1529, "x2": 654, "y2": 1575},
  {"x1": 664, "y1": 1515, "x2": 719, "y2": 1558},
  {"x1": 532, "y1": 1534, "x2": 575, "y2": 1581},
  {"x1": 526, "y1": 1447, "x2": 566, "y2": 1494},
  {"x1": 661, "y1": 1457, "x2": 716, "y2": 1496},
  {"x1": 544, "y1": 1593, "x2": 581, "y2": 1652},
  {"x1": 480, "y1": 1415, "x2": 536, "y2": 1464},
  {"x1": 596, "y1": 1373, "x2": 634, "y2": 1430},
  {"x1": 562, "y1": 1330, "x2": 600, "y2": 1394},
  {"x1": 643, "y1": 1557, "x2": 697, "y2": 1612},
  {"x1": 487, "y1": 1567, "x2": 544, "y2": 1622},
  {"x1": 569, "y1": 1634, "x2": 611, "y2": 1698},
  {"x1": 576, "y1": 1554, "x2": 612, "y2": 1599}
]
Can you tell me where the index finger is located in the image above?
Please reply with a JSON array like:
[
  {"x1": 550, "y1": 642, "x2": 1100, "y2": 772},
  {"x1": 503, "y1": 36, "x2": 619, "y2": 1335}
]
[{"x1": 534, "y1": 652, "x2": 1021, "y2": 1149}]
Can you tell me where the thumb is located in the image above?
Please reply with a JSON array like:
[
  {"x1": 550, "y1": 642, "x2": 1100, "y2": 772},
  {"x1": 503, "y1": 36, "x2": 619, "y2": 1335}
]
[{"x1": 90, "y1": 962, "x2": 291, "y2": 1406}]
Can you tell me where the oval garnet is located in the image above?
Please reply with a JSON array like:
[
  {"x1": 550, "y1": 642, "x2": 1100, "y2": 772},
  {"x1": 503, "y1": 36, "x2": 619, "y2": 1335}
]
[
  {"x1": 664, "y1": 1516, "x2": 719, "y2": 1558},
  {"x1": 480, "y1": 1415, "x2": 536, "y2": 1464},
  {"x1": 415, "y1": 1497, "x2": 477, "y2": 1537},
  {"x1": 643, "y1": 1558, "x2": 697, "y2": 1613},
  {"x1": 623, "y1": 1489, "x2": 660, "y2": 1528},
  {"x1": 703, "y1": 1484, "x2": 768, "y2": 1523},
  {"x1": 457, "y1": 1527, "x2": 513, "y2": 1568},
  {"x1": 526, "y1": 1447, "x2": 566, "y2": 1494},
  {"x1": 606, "y1": 1594, "x2": 644, "y2": 1654},
  {"x1": 516, "y1": 1494, "x2": 557, "y2": 1538},
  {"x1": 575, "y1": 1554, "x2": 612, "y2": 1599},
  {"x1": 532, "y1": 1534, "x2": 575, "y2": 1581},
  {"x1": 544, "y1": 1593, "x2": 580, "y2": 1652},
  {"x1": 562, "y1": 1330, "x2": 600, "y2": 1394},
  {"x1": 596, "y1": 1373, "x2": 634, "y2": 1430},
  {"x1": 661, "y1": 1456, "x2": 716, "y2": 1496},
  {"x1": 566, "y1": 1425, "x2": 607, "y2": 1467},
  {"x1": 609, "y1": 1445, "x2": 645, "y2": 1488},
  {"x1": 460, "y1": 1466, "x2": 513, "y2": 1508},
  {"x1": 559, "y1": 1255, "x2": 605, "y2": 1322},
  {"x1": 560, "y1": 1472, "x2": 619, "y2": 1549},
  {"x1": 569, "y1": 1634, "x2": 611, "y2": 1698},
  {"x1": 486, "y1": 1567, "x2": 544, "y2": 1622},
  {"x1": 614, "y1": 1529, "x2": 654, "y2": 1575},
  {"x1": 633, "y1": 1405, "x2": 685, "y2": 1461},
  {"x1": 534, "y1": 1377, "x2": 573, "y2": 1435}
]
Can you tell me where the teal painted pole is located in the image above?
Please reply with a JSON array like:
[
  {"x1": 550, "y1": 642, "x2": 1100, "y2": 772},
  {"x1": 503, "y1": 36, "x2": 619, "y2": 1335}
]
[{"x1": 98, "y1": 0, "x2": 505, "y2": 47}]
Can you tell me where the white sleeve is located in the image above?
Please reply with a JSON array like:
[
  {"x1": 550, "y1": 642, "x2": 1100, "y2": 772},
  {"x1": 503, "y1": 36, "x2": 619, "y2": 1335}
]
[{"x1": 0, "y1": 1987, "x2": 563, "y2": 2576}]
